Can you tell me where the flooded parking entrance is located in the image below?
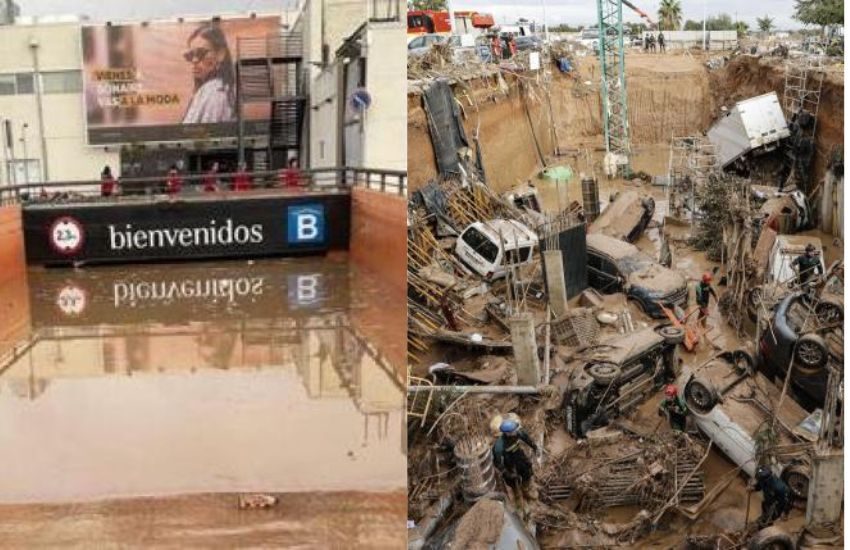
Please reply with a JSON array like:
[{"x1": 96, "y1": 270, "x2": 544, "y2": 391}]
[{"x1": 0, "y1": 257, "x2": 405, "y2": 546}]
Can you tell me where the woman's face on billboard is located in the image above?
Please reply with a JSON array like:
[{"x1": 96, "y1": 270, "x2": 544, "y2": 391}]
[{"x1": 186, "y1": 35, "x2": 223, "y2": 81}]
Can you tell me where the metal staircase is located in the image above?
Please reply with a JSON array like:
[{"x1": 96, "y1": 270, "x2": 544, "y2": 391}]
[{"x1": 236, "y1": 32, "x2": 305, "y2": 167}]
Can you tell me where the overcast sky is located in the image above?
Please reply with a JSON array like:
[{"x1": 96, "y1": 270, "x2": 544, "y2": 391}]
[
  {"x1": 18, "y1": 0, "x2": 805, "y2": 29},
  {"x1": 451, "y1": 0, "x2": 805, "y2": 30},
  {"x1": 17, "y1": 0, "x2": 298, "y2": 21}
]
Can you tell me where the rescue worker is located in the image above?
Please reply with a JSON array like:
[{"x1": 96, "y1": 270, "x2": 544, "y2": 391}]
[
  {"x1": 492, "y1": 414, "x2": 538, "y2": 491},
  {"x1": 202, "y1": 161, "x2": 220, "y2": 192},
  {"x1": 749, "y1": 465, "x2": 793, "y2": 527},
  {"x1": 791, "y1": 243, "x2": 823, "y2": 286},
  {"x1": 490, "y1": 33, "x2": 503, "y2": 61},
  {"x1": 658, "y1": 31, "x2": 666, "y2": 53},
  {"x1": 280, "y1": 157, "x2": 301, "y2": 189},
  {"x1": 643, "y1": 33, "x2": 649, "y2": 51},
  {"x1": 695, "y1": 272, "x2": 718, "y2": 326},
  {"x1": 507, "y1": 34, "x2": 518, "y2": 59},
  {"x1": 657, "y1": 384, "x2": 688, "y2": 431},
  {"x1": 232, "y1": 162, "x2": 252, "y2": 191}
]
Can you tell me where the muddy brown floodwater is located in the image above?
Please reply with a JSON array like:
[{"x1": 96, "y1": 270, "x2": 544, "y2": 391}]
[{"x1": 0, "y1": 255, "x2": 406, "y2": 548}]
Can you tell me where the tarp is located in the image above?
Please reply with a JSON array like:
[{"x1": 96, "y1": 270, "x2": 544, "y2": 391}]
[{"x1": 422, "y1": 79, "x2": 469, "y2": 177}]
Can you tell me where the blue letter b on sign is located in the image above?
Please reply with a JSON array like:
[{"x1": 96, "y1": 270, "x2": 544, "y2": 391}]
[{"x1": 287, "y1": 204, "x2": 326, "y2": 244}]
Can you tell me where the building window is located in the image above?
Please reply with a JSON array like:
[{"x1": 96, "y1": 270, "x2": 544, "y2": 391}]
[
  {"x1": 15, "y1": 73, "x2": 34, "y2": 94},
  {"x1": 0, "y1": 75, "x2": 15, "y2": 95},
  {"x1": 41, "y1": 70, "x2": 83, "y2": 94}
]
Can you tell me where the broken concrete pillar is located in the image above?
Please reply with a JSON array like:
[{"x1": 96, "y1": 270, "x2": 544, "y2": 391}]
[
  {"x1": 805, "y1": 449, "x2": 843, "y2": 528},
  {"x1": 510, "y1": 313, "x2": 540, "y2": 386},
  {"x1": 543, "y1": 250, "x2": 569, "y2": 317}
]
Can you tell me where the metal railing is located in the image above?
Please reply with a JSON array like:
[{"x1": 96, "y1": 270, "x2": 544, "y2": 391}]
[{"x1": 0, "y1": 167, "x2": 407, "y2": 207}]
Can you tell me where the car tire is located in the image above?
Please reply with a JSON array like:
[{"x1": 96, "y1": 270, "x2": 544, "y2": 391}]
[
  {"x1": 658, "y1": 326, "x2": 685, "y2": 345},
  {"x1": 781, "y1": 464, "x2": 811, "y2": 504},
  {"x1": 794, "y1": 333, "x2": 828, "y2": 370},
  {"x1": 586, "y1": 362, "x2": 621, "y2": 385},
  {"x1": 684, "y1": 377, "x2": 717, "y2": 414},
  {"x1": 747, "y1": 526, "x2": 794, "y2": 550}
]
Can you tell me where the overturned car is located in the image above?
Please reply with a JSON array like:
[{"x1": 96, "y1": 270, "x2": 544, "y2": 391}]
[
  {"x1": 678, "y1": 351, "x2": 817, "y2": 504},
  {"x1": 559, "y1": 326, "x2": 684, "y2": 437}
]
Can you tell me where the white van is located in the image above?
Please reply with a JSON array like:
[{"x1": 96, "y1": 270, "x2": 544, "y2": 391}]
[
  {"x1": 455, "y1": 219, "x2": 538, "y2": 280},
  {"x1": 768, "y1": 235, "x2": 825, "y2": 284}
]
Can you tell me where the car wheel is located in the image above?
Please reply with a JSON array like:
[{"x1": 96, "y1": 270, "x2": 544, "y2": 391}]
[
  {"x1": 586, "y1": 362, "x2": 621, "y2": 385},
  {"x1": 815, "y1": 301, "x2": 843, "y2": 326},
  {"x1": 794, "y1": 333, "x2": 828, "y2": 370},
  {"x1": 747, "y1": 526, "x2": 794, "y2": 550},
  {"x1": 781, "y1": 464, "x2": 810, "y2": 503},
  {"x1": 685, "y1": 378, "x2": 717, "y2": 414},
  {"x1": 657, "y1": 326, "x2": 684, "y2": 345}
]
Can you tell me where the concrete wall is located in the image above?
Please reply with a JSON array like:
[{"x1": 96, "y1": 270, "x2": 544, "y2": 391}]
[
  {"x1": 0, "y1": 22, "x2": 119, "y2": 184},
  {"x1": 0, "y1": 205, "x2": 30, "y2": 356},
  {"x1": 349, "y1": 187, "x2": 405, "y2": 373},
  {"x1": 363, "y1": 24, "x2": 406, "y2": 171}
]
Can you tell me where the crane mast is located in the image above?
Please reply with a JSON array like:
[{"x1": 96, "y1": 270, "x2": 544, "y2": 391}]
[{"x1": 597, "y1": 0, "x2": 632, "y2": 178}]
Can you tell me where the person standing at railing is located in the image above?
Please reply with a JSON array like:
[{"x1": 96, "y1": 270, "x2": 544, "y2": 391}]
[
  {"x1": 101, "y1": 165, "x2": 117, "y2": 198},
  {"x1": 166, "y1": 164, "x2": 183, "y2": 196},
  {"x1": 203, "y1": 161, "x2": 220, "y2": 192},
  {"x1": 232, "y1": 162, "x2": 252, "y2": 191},
  {"x1": 279, "y1": 157, "x2": 301, "y2": 189}
]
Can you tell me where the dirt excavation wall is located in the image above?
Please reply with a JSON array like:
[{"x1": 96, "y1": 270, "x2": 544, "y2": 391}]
[
  {"x1": 408, "y1": 75, "x2": 555, "y2": 193},
  {"x1": 408, "y1": 54, "x2": 713, "y2": 193},
  {"x1": 349, "y1": 188, "x2": 406, "y2": 373},
  {"x1": 0, "y1": 205, "x2": 30, "y2": 356},
  {"x1": 709, "y1": 55, "x2": 844, "y2": 187}
]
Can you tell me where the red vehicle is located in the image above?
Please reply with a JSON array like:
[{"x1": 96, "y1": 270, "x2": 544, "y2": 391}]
[{"x1": 407, "y1": 10, "x2": 494, "y2": 38}]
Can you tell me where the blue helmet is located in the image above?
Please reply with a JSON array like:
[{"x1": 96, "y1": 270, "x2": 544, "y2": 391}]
[{"x1": 499, "y1": 419, "x2": 519, "y2": 434}]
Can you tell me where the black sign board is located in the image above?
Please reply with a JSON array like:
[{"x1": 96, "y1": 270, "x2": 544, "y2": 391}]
[
  {"x1": 540, "y1": 224, "x2": 588, "y2": 299},
  {"x1": 23, "y1": 193, "x2": 351, "y2": 266}
]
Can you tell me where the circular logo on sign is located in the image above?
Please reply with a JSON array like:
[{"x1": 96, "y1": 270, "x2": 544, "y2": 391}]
[
  {"x1": 56, "y1": 285, "x2": 87, "y2": 316},
  {"x1": 49, "y1": 216, "x2": 85, "y2": 255}
]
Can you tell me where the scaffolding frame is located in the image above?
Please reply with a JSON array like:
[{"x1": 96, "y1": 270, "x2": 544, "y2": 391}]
[
  {"x1": 666, "y1": 135, "x2": 720, "y2": 219},
  {"x1": 783, "y1": 54, "x2": 825, "y2": 137},
  {"x1": 597, "y1": 0, "x2": 631, "y2": 177}
]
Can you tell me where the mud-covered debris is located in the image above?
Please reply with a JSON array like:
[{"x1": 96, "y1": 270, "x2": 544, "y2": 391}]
[
  {"x1": 238, "y1": 494, "x2": 278, "y2": 509},
  {"x1": 451, "y1": 498, "x2": 505, "y2": 549}
]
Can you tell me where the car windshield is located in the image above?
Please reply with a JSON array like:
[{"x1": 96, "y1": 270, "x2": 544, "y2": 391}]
[{"x1": 616, "y1": 253, "x2": 653, "y2": 275}]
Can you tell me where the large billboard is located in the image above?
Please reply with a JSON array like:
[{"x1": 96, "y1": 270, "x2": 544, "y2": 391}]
[{"x1": 81, "y1": 16, "x2": 280, "y2": 144}]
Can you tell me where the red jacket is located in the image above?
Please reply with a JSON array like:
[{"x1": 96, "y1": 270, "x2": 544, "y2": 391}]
[
  {"x1": 166, "y1": 170, "x2": 182, "y2": 195},
  {"x1": 101, "y1": 175, "x2": 116, "y2": 197},
  {"x1": 233, "y1": 171, "x2": 252, "y2": 191},
  {"x1": 202, "y1": 171, "x2": 218, "y2": 192},
  {"x1": 280, "y1": 167, "x2": 301, "y2": 188}
]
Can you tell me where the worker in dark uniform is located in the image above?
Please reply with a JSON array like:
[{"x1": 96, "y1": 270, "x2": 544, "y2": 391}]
[
  {"x1": 792, "y1": 243, "x2": 823, "y2": 286},
  {"x1": 658, "y1": 31, "x2": 666, "y2": 53},
  {"x1": 749, "y1": 465, "x2": 793, "y2": 527},
  {"x1": 492, "y1": 416, "x2": 538, "y2": 490},
  {"x1": 695, "y1": 272, "x2": 718, "y2": 327},
  {"x1": 657, "y1": 384, "x2": 689, "y2": 431}
]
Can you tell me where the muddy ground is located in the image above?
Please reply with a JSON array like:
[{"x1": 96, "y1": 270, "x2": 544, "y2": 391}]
[
  {"x1": 0, "y1": 491, "x2": 406, "y2": 548},
  {"x1": 407, "y1": 47, "x2": 843, "y2": 548}
]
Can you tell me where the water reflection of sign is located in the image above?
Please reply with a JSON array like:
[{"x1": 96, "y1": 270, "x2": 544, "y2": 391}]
[
  {"x1": 114, "y1": 277, "x2": 264, "y2": 307},
  {"x1": 49, "y1": 217, "x2": 85, "y2": 255},
  {"x1": 287, "y1": 204, "x2": 326, "y2": 245},
  {"x1": 57, "y1": 285, "x2": 88, "y2": 316},
  {"x1": 288, "y1": 274, "x2": 323, "y2": 307}
]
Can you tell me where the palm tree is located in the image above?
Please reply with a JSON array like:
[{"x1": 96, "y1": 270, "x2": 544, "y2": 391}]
[
  {"x1": 757, "y1": 15, "x2": 775, "y2": 35},
  {"x1": 658, "y1": 0, "x2": 683, "y2": 31},
  {"x1": 735, "y1": 21, "x2": 749, "y2": 39}
]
